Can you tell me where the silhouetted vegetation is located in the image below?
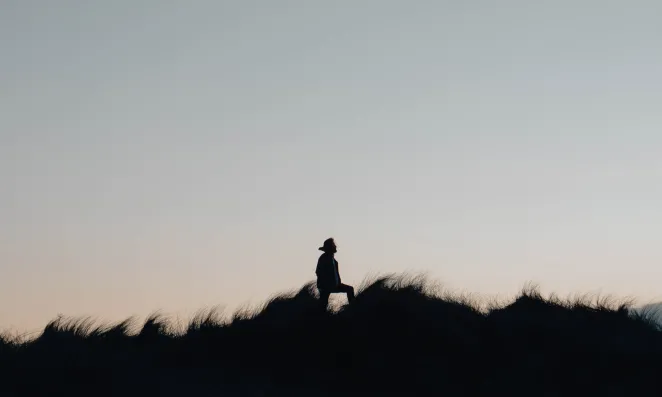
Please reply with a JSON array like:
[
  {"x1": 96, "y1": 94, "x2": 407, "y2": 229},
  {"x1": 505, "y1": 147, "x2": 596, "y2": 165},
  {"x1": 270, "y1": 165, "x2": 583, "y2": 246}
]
[{"x1": 2, "y1": 274, "x2": 662, "y2": 396}]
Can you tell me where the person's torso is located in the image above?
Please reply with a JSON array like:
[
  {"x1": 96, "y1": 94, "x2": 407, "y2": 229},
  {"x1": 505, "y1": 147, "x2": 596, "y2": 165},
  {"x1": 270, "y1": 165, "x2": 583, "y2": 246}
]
[{"x1": 317, "y1": 254, "x2": 339, "y2": 285}]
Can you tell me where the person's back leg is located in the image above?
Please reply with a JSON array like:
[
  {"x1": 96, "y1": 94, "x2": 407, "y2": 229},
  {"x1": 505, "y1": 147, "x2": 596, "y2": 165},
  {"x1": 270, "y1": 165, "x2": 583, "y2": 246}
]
[{"x1": 319, "y1": 289, "x2": 331, "y2": 310}]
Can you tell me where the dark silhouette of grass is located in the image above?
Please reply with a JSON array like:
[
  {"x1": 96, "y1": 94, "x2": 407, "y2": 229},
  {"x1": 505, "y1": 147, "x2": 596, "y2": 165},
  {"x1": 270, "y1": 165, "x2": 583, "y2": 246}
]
[{"x1": 2, "y1": 273, "x2": 662, "y2": 396}]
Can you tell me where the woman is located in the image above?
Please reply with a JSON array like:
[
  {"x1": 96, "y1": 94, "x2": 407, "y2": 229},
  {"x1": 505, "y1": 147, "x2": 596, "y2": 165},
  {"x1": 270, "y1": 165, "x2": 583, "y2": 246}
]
[{"x1": 316, "y1": 238, "x2": 355, "y2": 309}]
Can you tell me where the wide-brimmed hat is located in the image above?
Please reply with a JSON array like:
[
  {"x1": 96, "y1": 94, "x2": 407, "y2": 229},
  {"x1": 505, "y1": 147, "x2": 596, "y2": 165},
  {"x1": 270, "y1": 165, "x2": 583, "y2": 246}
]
[{"x1": 318, "y1": 238, "x2": 335, "y2": 251}]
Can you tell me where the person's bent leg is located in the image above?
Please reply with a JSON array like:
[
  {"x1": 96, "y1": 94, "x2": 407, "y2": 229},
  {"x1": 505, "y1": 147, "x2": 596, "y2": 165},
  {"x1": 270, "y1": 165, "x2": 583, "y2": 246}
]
[{"x1": 338, "y1": 283, "x2": 355, "y2": 303}]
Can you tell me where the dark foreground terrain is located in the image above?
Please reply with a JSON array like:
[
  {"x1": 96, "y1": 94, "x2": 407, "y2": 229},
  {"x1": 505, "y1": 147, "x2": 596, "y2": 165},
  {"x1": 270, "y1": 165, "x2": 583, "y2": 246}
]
[{"x1": 1, "y1": 274, "x2": 661, "y2": 396}]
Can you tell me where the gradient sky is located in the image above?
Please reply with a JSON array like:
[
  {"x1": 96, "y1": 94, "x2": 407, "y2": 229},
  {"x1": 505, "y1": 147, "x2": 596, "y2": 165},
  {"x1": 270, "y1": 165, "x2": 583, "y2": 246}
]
[{"x1": 2, "y1": 1, "x2": 662, "y2": 332}]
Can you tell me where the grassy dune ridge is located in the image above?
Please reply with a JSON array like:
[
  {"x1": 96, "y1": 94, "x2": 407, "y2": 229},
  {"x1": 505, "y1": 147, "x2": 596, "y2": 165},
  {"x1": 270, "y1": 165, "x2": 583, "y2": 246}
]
[{"x1": 1, "y1": 273, "x2": 662, "y2": 396}]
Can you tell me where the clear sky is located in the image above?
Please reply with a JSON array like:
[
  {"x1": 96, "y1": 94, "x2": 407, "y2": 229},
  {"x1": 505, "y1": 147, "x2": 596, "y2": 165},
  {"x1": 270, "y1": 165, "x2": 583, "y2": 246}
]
[{"x1": 2, "y1": 1, "x2": 661, "y2": 332}]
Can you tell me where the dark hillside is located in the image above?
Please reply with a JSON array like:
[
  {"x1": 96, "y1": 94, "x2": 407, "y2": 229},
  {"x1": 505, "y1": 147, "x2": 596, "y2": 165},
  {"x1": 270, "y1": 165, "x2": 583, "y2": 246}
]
[{"x1": 1, "y1": 274, "x2": 661, "y2": 396}]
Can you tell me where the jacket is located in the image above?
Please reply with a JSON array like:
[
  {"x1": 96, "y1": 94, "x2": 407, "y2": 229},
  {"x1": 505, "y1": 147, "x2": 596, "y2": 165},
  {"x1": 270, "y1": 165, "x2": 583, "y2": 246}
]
[{"x1": 316, "y1": 252, "x2": 340, "y2": 290}]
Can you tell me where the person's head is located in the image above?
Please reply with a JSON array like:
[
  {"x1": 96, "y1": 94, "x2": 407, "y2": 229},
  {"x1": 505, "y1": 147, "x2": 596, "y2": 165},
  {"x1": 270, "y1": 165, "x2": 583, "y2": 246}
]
[{"x1": 318, "y1": 238, "x2": 337, "y2": 254}]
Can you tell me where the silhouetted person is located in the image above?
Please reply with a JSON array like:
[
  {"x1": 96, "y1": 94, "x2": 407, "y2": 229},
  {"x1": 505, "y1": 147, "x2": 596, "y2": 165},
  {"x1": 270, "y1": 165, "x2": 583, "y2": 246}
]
[{"x1": 316, "y1": 238, "x2": 355, "y2": 310}]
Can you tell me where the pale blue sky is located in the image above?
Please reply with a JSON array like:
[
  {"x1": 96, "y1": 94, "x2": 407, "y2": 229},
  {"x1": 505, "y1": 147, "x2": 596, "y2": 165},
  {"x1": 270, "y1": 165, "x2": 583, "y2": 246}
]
[{"x1": 2, "y1": 1, "x2": 661, "y2": 331}]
